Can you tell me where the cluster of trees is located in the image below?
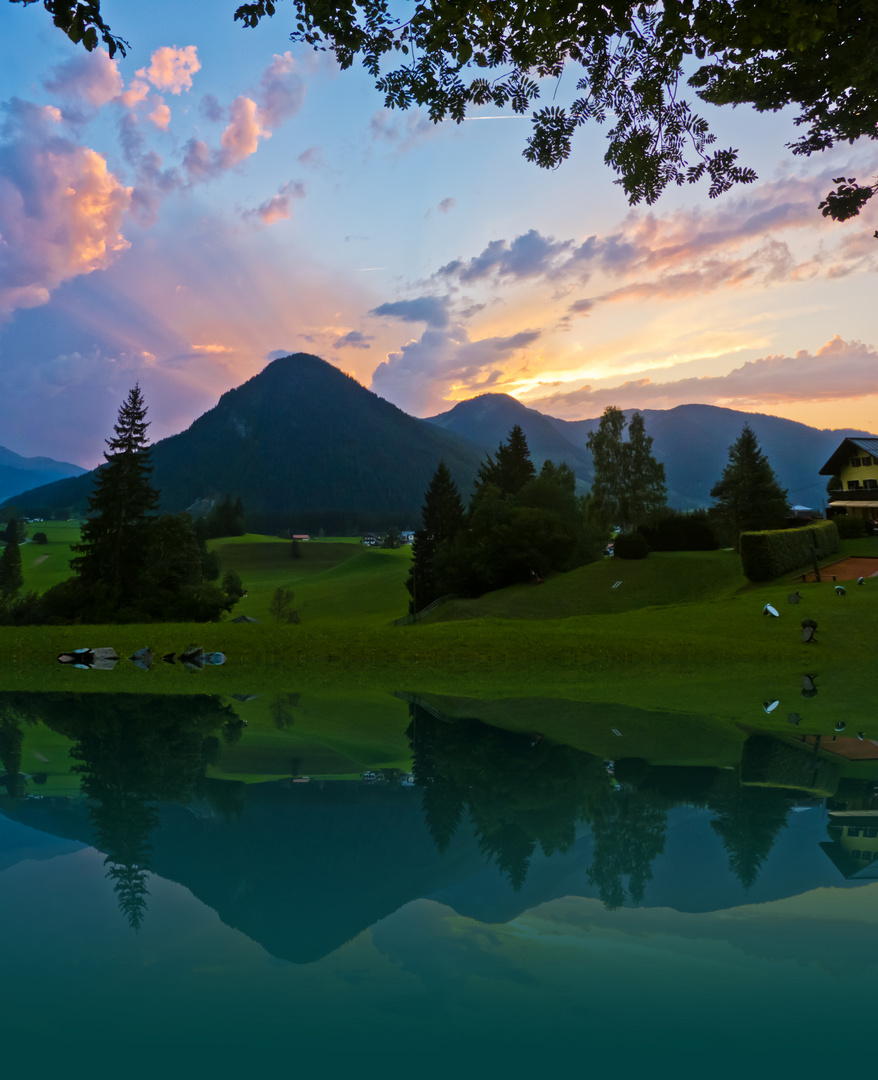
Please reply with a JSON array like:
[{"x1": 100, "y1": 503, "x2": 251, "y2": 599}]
[
  {"x1": 0, "y1": 387, "x2": 243, "y2": 624},
  {"x1": 406, "y1": 426, "x2": 605, "y2": 611},
  {"x1": 586, "y1": 406, "x2": 668, "y2": 533}
]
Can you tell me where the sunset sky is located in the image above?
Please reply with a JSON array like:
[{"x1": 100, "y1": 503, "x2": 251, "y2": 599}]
[{"x1": 2, "y1": 0, "x2": 878, "y2": 467}]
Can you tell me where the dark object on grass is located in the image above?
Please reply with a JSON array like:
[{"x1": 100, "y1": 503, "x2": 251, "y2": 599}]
[
  {"x1": 858, "y1": 731, "x2": 866, "y2": 740},
  {"x1": 231, "y1": 693, "x2": 260, "y2": 702},
  {"x1": 787, "y1": 713, "x2": 802, "y2": 726},
  {"x1": 231, "y1": 615, "x2": 260, "y2": 623},
  {"x1": 763, "y1": 700, "x2": 779, "y2": 714},
  {"x1": 763, "y1": 603, "x2": 779, "y2": 617},
  {"x1": 857, "y1": 576, "x2": 865, "y2": 586},
  {"x1": 162, "y1": 653, "x2": 176, "y2": 664},
  {"x1": 56, "y1": 647, "x2": 118, "y2": 670},
  {"x1": 801, "y1": 674, "x2": 817, "y2": 698},
  {"x1": 835, "y1": 721, "x2": 846, "y2": 732},
  {"x1": 802, "y1": 625, "x2": 816, "y2": 643},
  {"x1": 801, "y1": 618, "x2": 818, "y2": 630},
  {"x1": 835, "y1": 585, "x2": 846, "y2": 595},
  {"x1": 787, "y1": 591, "x2": 800, "y2": 604},
  {"x1": 128, "y1": 646, "x2": 153, "y2": 671}
]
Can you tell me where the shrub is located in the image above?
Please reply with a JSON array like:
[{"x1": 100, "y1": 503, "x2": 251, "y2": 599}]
[
  {"x1": 613, "y1": 531, "x2": 649, "y2": 559},
  {"x1": 834, "y1": 514, "x2": 867, "y2": 539},
  {"x1": 32, "y1": 532, "x2": 48, "y2": 545},
  {"x1": 640, "y1": 510, "x2": 718, "y2": 551},
  {"x1": 740, "y1": 520, "x2": 839, "y2": 581}
]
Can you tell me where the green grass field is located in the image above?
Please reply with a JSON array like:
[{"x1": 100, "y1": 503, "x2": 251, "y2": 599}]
[{"x1": 4, "y1": 525, "x2": 878, "y2": 787}]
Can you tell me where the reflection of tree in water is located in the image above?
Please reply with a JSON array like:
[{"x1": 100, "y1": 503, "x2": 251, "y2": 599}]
[
  {"x1": 407, "y1": 704, "x2": 609, "y2": 891},
  {"x1": 0, "y1": 701, "x2": 28, "y2": 798},
  {"x1": 706, "y1": 772, "x2": 790, "y2": 890},
  {"x1": 1, "y1": 692, "x2": 239, "y2": 929},
  {"x1": 586, "y1": 787, "x2": 668, "y2": 908}
]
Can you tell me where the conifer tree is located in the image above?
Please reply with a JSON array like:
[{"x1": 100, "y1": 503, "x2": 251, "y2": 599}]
[
  {"x1": 406, "y1": 462, "x2": 465, "y2": 613},
  {"x1": 0, "y1": 518, "x2": 24, "y2": 604},
  {"x1": 710, "y1": 424, "x2": 788, "y2": 548},
  {"x1": 71, "y1": 385, "x2": 159, "y2": 611},
  {"x1": 475, "y1": 424, "x2": 536, "y2": 498}
]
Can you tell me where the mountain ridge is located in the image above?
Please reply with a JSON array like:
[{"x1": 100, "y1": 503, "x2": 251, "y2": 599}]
[{"x1": 4, "y1": 357, "x2": 872, "y2": 525}]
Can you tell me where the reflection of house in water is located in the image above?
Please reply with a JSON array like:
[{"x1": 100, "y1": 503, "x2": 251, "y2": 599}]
[{"x1": 821, "y1": 811, "x2": 878, "y2": 879}]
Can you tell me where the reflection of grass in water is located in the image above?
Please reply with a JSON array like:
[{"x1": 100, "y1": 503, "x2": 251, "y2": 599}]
[{"x1": 3, "y1": 534, "x2": 878, "y2": 777}]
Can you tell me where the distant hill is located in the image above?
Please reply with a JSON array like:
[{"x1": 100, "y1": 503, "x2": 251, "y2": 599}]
[
  {"x1": 6, "y1": 360, "x2": 871, "y2": 528},
  {"x1": 0, "y1": 445, "x2": 86, "y2": 506},
  {"x1": 3, "y1": 354, "x2": 485, "y2": 534},
  {"x1": 428, "y1": 395, "x2": 871, "y2": 511},
  {"x1": 426, "y1": 393, "x2": 594, "y2": 494}
]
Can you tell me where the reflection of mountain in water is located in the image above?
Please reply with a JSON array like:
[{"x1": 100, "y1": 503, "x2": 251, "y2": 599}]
[{"x1": 0, "y1": 690, "x2": 874, "y2": 964}]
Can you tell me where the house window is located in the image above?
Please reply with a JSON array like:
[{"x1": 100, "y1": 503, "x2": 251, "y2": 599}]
[
  {"x1": 847, "y1": 827, "x2": 861, "y2": 837},
  {"x1": 851, "y1": 457, "x2": 862, "y2": 467},
  {"x1": 848, "y1": 480, "x2": 861, "y2": 490},
  {"x1": 851, "y1": 849, "x2": 862, "y2": 859},
  {"x1": 863, "y1": 456, "x2": 873, "y2": 466},
  {"x1": 863, "y1": 851, "x2": 874, "y2": 862},
  {"x1": 864, "y1": 828, "x2": 878, "y2": 838},
  {"x1": 865, "y1": 479, "x2": 878, "y2": 489}
]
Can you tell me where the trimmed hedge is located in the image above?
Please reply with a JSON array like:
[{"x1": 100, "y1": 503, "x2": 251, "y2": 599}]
[
  {"x1": 740, "y1": 734, "x2": 838, "y2": 798},
  {"x1": 740, "y1": 519, "x2": 839, "y2": 582}
]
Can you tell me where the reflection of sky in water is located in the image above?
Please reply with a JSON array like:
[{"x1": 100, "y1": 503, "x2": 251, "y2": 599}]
[{"x1": 2, "y1": 802, "x2": 877, "y2": 1074}]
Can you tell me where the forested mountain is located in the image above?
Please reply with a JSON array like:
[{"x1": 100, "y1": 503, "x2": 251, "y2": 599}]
[
  {"x1": 0, "y1": 445, "x2": 86, "y2": 505},
  {"x1": 427, "y1": 394, "x2": 594, "y2": 494},
  {"x1": 6, "y1": 356, "x2": 872, "y2": 529},
  {"x1": 5, "y1": 354, "x2": 485, "y2": 534},
  {"x1": 429, "y1": 396, "x2": 870, "y2": 511}
]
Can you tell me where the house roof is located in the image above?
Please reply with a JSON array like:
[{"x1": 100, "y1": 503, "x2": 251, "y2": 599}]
[{"x1": 819, "y1": 437, "x2": 878, "y2": 475}]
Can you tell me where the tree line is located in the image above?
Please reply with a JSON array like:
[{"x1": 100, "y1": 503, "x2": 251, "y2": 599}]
[{"x1": 406, "y1": 408, "x2": 790, "y2": 611}]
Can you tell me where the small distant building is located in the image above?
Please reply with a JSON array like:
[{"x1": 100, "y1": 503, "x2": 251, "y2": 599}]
[
  {"x1": 292, "y1": 534, "x2": 310, "y2": 541},
  {"x1": 819, "y1": 436, "x2": 878, "y2": 523}
]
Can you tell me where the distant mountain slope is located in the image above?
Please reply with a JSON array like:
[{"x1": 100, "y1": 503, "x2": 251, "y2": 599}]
[
  {"x1": 426, "y1": 393, "x2": 594, "y2": 492},
  {"x1": 553, "y1": 403, "x2": 871, "y2": 509},
  {"x1": 0, "y1": 445, "x2": 86, "y2": 506},
  {"x1": 4, "y1": 354, "x2": 485, "y2": 533},
  {"x1": 428, "y1": 394, "x2": 870, "y2": 510}
]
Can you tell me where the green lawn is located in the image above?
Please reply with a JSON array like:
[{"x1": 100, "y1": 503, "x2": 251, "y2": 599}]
[{"x1": 3, "y1": 527, "x2": 878, "y2": 782}]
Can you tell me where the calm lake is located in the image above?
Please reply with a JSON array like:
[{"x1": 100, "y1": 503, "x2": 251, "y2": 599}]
[{"x1": 1, "y1": 683, "x2": 876, "y2": 1075}]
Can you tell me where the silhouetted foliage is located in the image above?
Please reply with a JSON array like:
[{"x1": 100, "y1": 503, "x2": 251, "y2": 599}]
[
  {"x1": 587, "y1": 407, "x2": 667, "y2": 533},
  {"x1": 710, "y1": 424, "x2": 788, "y2": 549},
  {"x1": 707, "y1": 772, "x2": 791, "y2": 890},
  {"x1": 0, "y1": 520, "x2": 23, "y2": 603},
  {"x1": 406, "y1": 462, "x2": 465, "y2": 613}
]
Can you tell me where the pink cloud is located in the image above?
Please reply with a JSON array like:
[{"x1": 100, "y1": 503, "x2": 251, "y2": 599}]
[
  {"x1": 219, "y1": 97, "x2": 266, "y2": 168},
  {"x1": 140, "y1": 46, "x2": 201, "y2": 96},
  {"x1": 148, "y1": 98, "x2": 171, "y2": 131},
  {"x1": 525, "y1": 337, "x2": 878, "y2": 418},
  {"x1": 0, "y1": 103, "x2": 131, "y2": 315},
  {"x1": 242, "y1": 180, "x2": 305, "y2": 225}
]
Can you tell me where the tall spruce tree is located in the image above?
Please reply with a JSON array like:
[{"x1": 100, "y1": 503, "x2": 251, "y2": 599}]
[
  {"x1": 0, "y1": 519, "x2": 24, "y2": 604},
  {"x1": 475, "y1": 424, "x2": 536, "y2": 498},
  {"x1": 71, "y1": 385, "x2": 159, "y2": 612},
  {"x1": 406, "y1": 462, "x2": 464, "y2": 613},
  {"x1": 710, "y1": 424, "x2": 789, "y2": 548},
  {"x1": 586, "y1": 406, "x2": 667, "y2": 532}
]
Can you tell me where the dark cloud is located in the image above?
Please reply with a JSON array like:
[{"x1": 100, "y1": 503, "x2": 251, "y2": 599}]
[
  {"x1": 437, "y1": 229, "x2": 572, "y2": 283},
  {"x1": 333, "y1": 330, "x2": 374, "y2": 349},
  {"x1": 370, "y1": 295, "x2": 451, "y2": 329},
  {"x1": 199, "y1": 94, "x2": 224, "y2": 123}
]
